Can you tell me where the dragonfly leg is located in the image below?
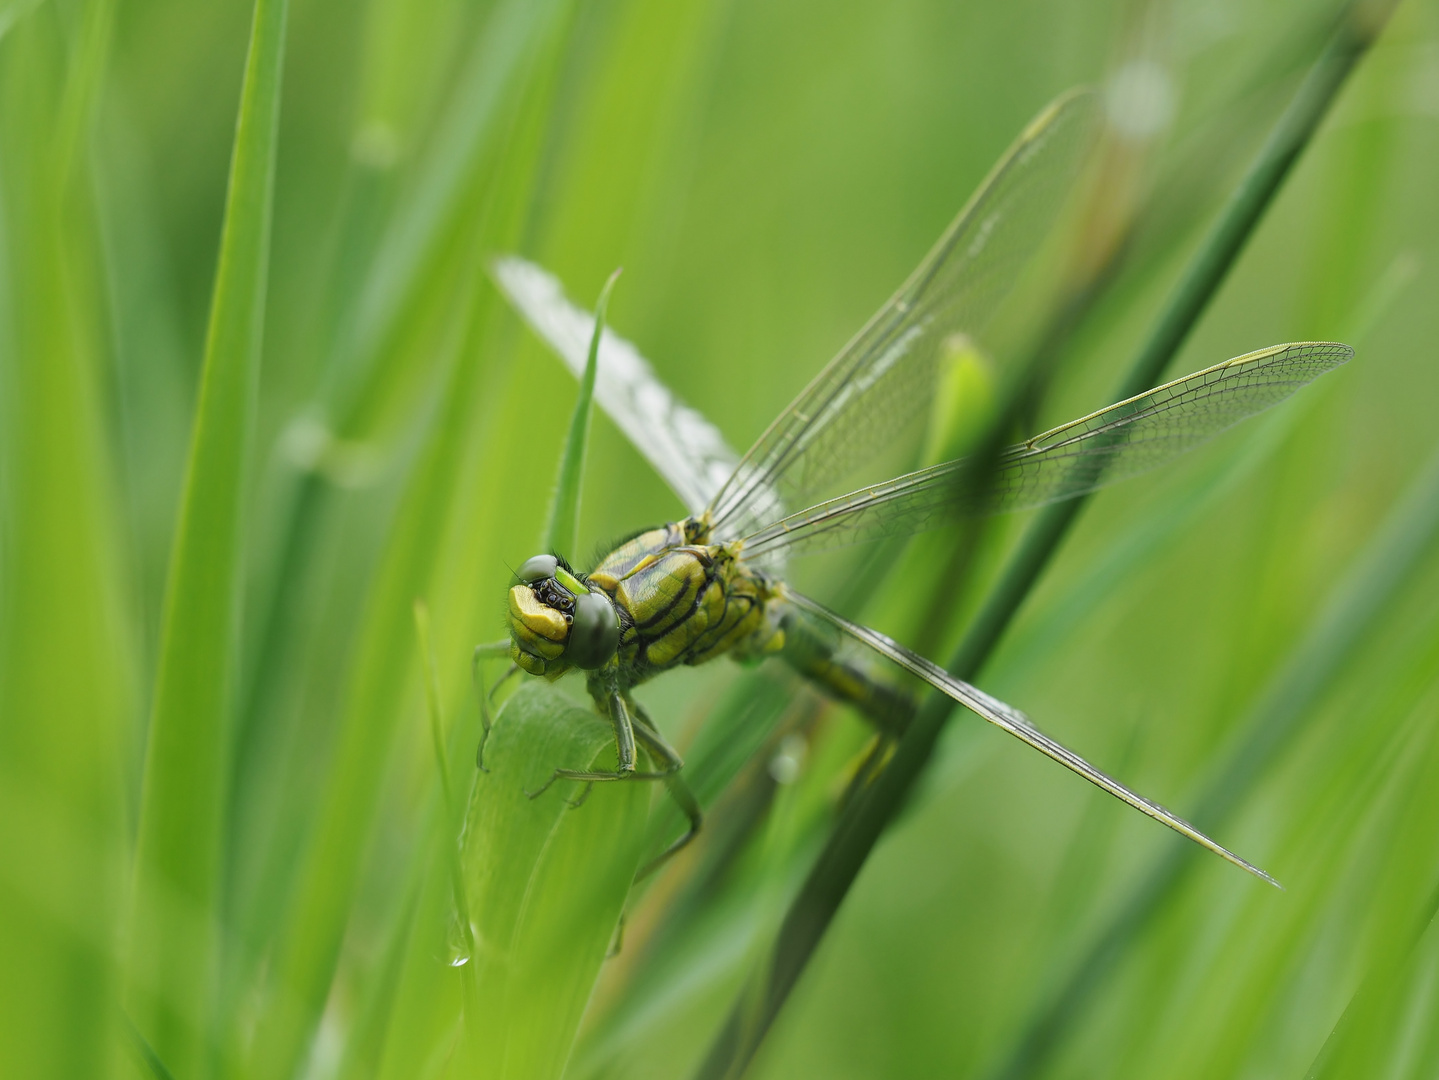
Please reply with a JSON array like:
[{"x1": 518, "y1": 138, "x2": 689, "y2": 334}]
[
  {"x1": 628, "y1": 698, "x2": 704, "y2": 878},
  {"x1": 525, "y1": 686, "x2": 670, "y2": 798}
]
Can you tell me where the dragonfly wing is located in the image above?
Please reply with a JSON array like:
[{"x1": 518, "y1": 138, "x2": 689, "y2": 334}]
[
  {"x1": 782, "y1": 588, "x2": 1279, "y2": 886},
  {"x1": 740, "y1": 341, "x2": 1350, "y2": 559},
  {"x1": 491, "y1": 255, "x2": 742, "y2": 515},
  {"x1": 705, "y1": 88, "x2": 1100, "y2": 541},
  {"x1": 989, "y1": 340, "x2": 1354, "y2": 512}
]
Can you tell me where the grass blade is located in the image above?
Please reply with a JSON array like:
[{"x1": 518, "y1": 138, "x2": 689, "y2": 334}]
[
  {"x1": 238, "y1": 47, "x2": 574, "y2": 1061},
  {"x1": 223, "y1": 1, "x2": 578, "y2": 990},
  {"x1": 0, "y1": 6, "x2": 127, "y2": 1074},
  {"x1": 124, "y1": 0, "x2": 288, "y2": 1071},
  {"x1": 983, "y1": 439, "x2": 1439, "y2": 1079},
  {"x1": 458, "y1": 683, "x2": 650, "y2": 1079},
  {"x1": 1303, "y1": 882, "x2": 1439, "y2": 1079},
  {"x1": 693, "y1": 2, "x2": 1397, "y2": 1076},
  {"x1": 544, "y1": 268, "x2": 621, "y2": 556}
]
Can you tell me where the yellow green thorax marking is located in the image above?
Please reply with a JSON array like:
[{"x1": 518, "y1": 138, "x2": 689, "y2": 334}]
[{"x1": 586, "y1": 519, "x2": 782, "y2": 678}]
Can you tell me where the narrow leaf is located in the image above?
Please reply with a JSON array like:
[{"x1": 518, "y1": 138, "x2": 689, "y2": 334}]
[
  {"x1": 0, "y1": 5, "x2": 127, "y2": 1075},
  {"x1": 544, "y1": 267, "x2": 621, "y2": 557},
  {"x1": 124, "y1": 0, "x2": 288, "y2": 1071}
]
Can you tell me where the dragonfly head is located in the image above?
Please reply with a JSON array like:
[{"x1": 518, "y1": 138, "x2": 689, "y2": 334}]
[{"x1": 507, "y1": 554, "x2": 620, "y2": 676}]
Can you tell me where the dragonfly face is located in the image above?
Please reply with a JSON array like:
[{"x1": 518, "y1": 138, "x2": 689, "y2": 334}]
[{"x1": 507, "y1": 553, "x2": 620, "y2": 676}]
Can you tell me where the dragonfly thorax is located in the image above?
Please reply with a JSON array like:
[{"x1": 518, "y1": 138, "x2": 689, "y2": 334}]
[{"x1": 507, "y1": 553, "x2": 620, "y2": 677}]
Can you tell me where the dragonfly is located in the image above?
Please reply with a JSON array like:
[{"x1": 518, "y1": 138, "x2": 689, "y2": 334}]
[{"x1": 484, "y1": 88, "x2": 1351, "y2": 883}]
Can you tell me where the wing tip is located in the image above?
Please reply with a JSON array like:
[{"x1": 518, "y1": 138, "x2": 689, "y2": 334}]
[
  {"x1": 1223, "y1": 340, "x2": 1355, "y2": 370},
  {"x1": 1022, "y1": 84, "x2": 1102, "y2": 142},
  {"x1": 1219, "y1": 846, "x2": 1283, "y2": 890}
]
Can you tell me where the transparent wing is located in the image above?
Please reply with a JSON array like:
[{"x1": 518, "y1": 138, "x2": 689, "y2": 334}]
[
  {"x1": 491, "y1": 256, "x2": 744, "y2": 515},
  {"x1": 705, "y1": 88, "x2": 1100, "y2": 542},
  {"x1": 742, "y1": 341, "x2": 1351, "y2": 559},
  {"x1": 782, "y1": 588, "x2": 1279, "y2": 886}
]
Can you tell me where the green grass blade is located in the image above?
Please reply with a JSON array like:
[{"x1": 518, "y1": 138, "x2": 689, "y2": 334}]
[
  {"x1": 124, "y1": 0, "x2": 288, "y2": 1071},
  {"x1": 544, "y1": 268, "x2": 620, "y2": 557},
  {"x1": 327, "y1": 0, "x2": 576, "y2": 433},
  {"x1": 0, "y1": 7, "x2": 128, "y2": 1075},
  {"x1": 239, "y1": 84, "x2": 568, "y2": 1063},
  {"x1": 692, "y1": 3, "x2": 1398, "y2": 1076},
  {"x1": 123, "y1": 1013, "x2": 179, "y2": 1080},
  {"x1": 223, "y1": 2, "x2": 577, "y2": 991},
  {"x1": 457, "y1": 682, "x2": 649, "y2": 1078},
  {"x1": 982, "y1": 440, "x2": 1439, "y2": 1080},
  {"x1": 1302, "y1": 884, "x2": 1439, "y2": 1079}
]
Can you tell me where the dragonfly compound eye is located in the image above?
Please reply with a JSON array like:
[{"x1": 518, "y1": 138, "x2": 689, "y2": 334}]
[
  {"x1": 516, "y1": 553, "x2": 559, "y2": 583},
  {"x1": 566, "y1": 590, "x2": 620, "y2": 670}
]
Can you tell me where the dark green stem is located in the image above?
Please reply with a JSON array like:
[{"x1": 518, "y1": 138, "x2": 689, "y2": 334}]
[{"x1": 693, "y1": 2, "x2": 1394, "y2": 1076}]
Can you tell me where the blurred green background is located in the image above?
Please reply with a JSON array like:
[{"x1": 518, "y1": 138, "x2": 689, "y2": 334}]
[{"x1": 3, "y1": 0, "x2": 1439, "y2": 1077}]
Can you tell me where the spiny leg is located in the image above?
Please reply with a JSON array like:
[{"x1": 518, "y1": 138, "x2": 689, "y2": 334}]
[
  {"x1": 526, "y1": 686, "x2": 672, "y2": 799},
  {"x1": 629, "y1": 698, "x2": 704, "y2": 879}
]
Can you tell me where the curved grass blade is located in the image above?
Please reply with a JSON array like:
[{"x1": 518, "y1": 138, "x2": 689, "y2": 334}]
[
  {"x1": 694, "y1": 4, "x2": 1394, "y2": 1076},
  {"x1": 783, "y1": 590, "x2": 1277, "y2": 885},
  {"x1": 705, "y1": 88, "x2": 1099, "y2": 539},
  {"x1": 492, "y1": 255, "x2": 741, "y2": 515},
  {"x1": 124, "y1": 0, "x2": 288, "y2": 1072},
  {"x1": 544, "y1": 268, "x2": 620, "y2": 555},
  {"x1": 459, "y1": 683, "x2": 650, "y2": 1079},
  {"x1": 740, "y1": 342, "x2": 1350, "y2": 558}
]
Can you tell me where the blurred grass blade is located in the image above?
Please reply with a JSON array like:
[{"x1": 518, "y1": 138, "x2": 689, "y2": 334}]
[
  {"x1": 985, "y1": 439, "x2": 1439, "y2": 1080},
  {"x1": 124, "y1": 0, "x2": 288, "y2": 1071},
  {"x1": 228, "y1": 0, "x2": 579, "y2": 888},
  {"x1": 412, "y1": 597, "x2": 477, "y2": 993},
  {"x1": 327, "y1": 0, "x2": 575, "y2": 430},
  {"x1": 694, "y1": 2, "x2": 1397, "y2": 1076},
  {"x1": 241, "y1": 270, "x2": 489, "y2": 1080},
  {"x1": 239, "y1": 27, "x2": 575, "y2": 1060},
  {"x1": 457, "y1": 682, "x2": 649, "y2": 1078},
  {"x1": 1304, "y1": 882, "x2": 1439, "y2": 1079},
  {"x1": 955, "y1": 0, "x2": 1399, "y2": 680},
  {"x1": 123, "y1": 1014, "x2": 179, "y2": 1080},
  {"x1": 545, "y1": 268, "x2": 621, "y2": 556},
  {"x1": 0, "y1": 5, "x2": 127, "y2": 1075}
]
